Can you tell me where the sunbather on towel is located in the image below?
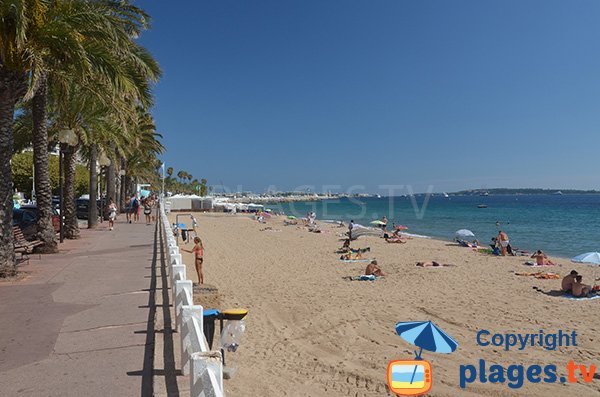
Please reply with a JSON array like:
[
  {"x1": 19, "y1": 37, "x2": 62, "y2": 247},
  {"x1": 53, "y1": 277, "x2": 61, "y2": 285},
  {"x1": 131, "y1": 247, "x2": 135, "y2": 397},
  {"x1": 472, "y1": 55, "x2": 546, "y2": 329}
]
[
  {"x1": 416, "y1": 261, "x2": 455, "y2": 267},
  {"x1": 561, "y1": 270, "x2": 578, "y2": 293},
  {"x1": 385, "y1": 236, "x2": 407, "y2": 243},
  {"x1": 572, "y1": 275, "x2": 593, "y2": 298},
  {"x1": 343, "y1": 275, "x2": 378, "y2": 281},
  {"x1": 530, "y1": 250, "x2": 555, "y2": 266},
  {"x1": 340, "y1": 251, "x2": 363, "y2": 260},
  {"x1": 365, "y1": 260, "x2": 386, "y2": 277}
]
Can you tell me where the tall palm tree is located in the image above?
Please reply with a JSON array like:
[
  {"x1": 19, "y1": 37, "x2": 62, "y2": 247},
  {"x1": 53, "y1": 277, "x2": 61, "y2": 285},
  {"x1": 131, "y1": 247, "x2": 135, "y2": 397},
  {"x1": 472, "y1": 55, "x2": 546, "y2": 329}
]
[
  {"x1": 33, "y1": 0, "x2": 158, "y2": 247},
  {"x1": 0, "y1": 1, "x2": 44, "y2": 272},
  {"x1": 44, "y1": 1, "x2": 158, "y2": 239}
]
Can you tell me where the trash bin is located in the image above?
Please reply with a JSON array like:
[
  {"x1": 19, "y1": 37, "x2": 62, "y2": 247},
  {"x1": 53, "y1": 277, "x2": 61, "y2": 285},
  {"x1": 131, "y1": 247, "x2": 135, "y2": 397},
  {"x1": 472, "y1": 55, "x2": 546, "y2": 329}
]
[
  {"x1": 219, "y1": 308, "x2": 248, "y2": 369},
  {"x1": 203, "y1": 309, "x2": 221, "y2": 349}
]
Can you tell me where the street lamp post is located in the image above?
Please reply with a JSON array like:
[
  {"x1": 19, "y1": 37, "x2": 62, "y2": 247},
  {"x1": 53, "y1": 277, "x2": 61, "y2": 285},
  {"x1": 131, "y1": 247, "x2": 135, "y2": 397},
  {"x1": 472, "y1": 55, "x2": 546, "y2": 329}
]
[{"x1": 58, "y1": 129, "x2": 78, "y2": 243}]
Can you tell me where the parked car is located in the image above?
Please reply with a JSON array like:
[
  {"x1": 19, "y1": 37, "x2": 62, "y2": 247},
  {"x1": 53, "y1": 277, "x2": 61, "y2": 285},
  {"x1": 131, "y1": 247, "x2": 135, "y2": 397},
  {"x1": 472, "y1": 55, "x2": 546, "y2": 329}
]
[
  {"x1": 76, "y1": 198, "x2": 108, "y2": 220},
  {"x1": 13, "y1": 205, "x2": 60, "y2": 239}
]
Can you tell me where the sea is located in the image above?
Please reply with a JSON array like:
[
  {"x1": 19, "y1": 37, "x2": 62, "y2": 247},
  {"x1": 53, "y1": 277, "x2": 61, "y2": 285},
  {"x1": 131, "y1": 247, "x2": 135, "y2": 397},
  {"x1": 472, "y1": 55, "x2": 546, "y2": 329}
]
[{"x1": 266, "y1": 194, "x2": 600, "y2": 259}]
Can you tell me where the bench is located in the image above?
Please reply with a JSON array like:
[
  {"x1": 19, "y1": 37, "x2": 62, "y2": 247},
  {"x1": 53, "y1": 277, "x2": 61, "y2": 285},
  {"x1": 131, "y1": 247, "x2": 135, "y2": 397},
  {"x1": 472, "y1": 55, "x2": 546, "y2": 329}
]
[{"x1": 13, "y1": 226, "x2": 43, "y2": 264}]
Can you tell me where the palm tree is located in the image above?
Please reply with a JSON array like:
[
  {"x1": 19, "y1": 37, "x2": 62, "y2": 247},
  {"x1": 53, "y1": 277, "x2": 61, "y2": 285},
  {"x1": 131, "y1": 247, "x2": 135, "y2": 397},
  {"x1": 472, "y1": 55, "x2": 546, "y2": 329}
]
[
  {"x1": 167, "y1": 167, "x2": 174, "y2": 178},
  {"x1": 177, "y1": 170, "x2": 185, "y2": 185},
  {"x1": 0, "y1": 1, "x2": 43, "y2": 272},
  {"x1": 45, "y1": 1, "x2": 159, "y2": 239}
]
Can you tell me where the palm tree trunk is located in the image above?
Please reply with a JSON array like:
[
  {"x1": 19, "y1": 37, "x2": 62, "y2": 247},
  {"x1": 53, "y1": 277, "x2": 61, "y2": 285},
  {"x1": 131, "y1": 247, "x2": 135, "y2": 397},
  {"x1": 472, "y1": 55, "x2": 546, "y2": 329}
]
[
  {"x1": 88, "y1": 144, "x2": 98, "y2": 228},
  {"x1": 31, "y1": 74, "x2": 58, "y2": 253},
  {"x1": 106, "y1": 143, "x2": 116, "y2": 205},
  {"x1": 63, "y1": 144, "x2": 80, "y2": 239},
  {"x1": 0, "y1": 67, "x2": 27, "y2": 276}
]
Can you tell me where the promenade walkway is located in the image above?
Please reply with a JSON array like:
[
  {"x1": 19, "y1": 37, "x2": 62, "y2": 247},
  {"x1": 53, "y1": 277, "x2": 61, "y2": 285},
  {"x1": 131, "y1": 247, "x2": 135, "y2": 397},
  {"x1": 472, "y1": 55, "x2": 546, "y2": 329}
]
[{"x1": 0, "y1": 218, "x2": 184, "y2": 396}]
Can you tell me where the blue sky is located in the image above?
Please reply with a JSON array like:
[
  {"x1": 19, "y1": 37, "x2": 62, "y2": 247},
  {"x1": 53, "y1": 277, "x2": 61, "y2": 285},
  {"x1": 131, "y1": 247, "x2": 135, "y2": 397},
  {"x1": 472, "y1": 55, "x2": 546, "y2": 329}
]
[{"x1": 138, "y1": 0, "x2": 600, "y2": 193}]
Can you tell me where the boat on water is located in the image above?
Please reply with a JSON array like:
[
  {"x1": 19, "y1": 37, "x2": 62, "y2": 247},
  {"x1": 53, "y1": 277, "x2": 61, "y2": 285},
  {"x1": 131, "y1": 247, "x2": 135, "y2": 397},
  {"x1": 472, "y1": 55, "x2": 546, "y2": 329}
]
[
  {"x1": 443, "y1": 192, "x2": 449, "y2": 198},
  {"x1": 479, "y1": 192, "x2": 489, "y2": 196},
  {"x1": 477, "y1": 204, "x2": 488, "y2": 208},
  {"x1": 553, "y1": 191, "x2": 563, "y2": 195}
]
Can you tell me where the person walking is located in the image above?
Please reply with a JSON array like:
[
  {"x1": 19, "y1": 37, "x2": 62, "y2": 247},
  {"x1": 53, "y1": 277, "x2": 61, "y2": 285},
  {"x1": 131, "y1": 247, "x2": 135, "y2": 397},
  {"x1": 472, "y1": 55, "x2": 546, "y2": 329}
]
[
  {"x1": 143, "y1": 198, "x2": 152, "y2": 225},
  {"x1": 107, "y1": 199, "x2": 117, "y2": 231}
]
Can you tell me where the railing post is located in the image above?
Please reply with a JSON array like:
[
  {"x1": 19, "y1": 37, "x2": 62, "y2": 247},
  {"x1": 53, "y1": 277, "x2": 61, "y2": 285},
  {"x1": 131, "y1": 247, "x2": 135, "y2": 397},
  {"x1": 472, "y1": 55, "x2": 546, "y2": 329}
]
[
  {"x1": 190, "y1": 351, "x2": 224, "y2": 397},
  {"x1": 171, "y1": 264, "x2": 186, "y2": 303},
  {"x1": 174, "y1": 280, "x2": 193, "y2": 331},
  {"x1": 170, "y1": 253, "x2": 182, "y2": 267},
  {"x1": 180, "y1": 305, "x2": 204, "y2": 375}
]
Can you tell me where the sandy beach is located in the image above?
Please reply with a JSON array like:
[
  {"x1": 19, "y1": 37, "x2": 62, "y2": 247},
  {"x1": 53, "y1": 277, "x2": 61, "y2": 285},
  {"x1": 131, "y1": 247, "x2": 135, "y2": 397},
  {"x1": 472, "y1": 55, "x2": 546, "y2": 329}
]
[{"x1": 169, "y1": 212, "x2": 600, "y2": 397}]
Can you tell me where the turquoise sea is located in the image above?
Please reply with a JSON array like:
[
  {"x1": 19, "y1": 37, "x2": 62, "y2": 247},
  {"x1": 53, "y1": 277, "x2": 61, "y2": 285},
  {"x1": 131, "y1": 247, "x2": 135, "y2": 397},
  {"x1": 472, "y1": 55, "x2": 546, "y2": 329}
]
[{"x1": 266, "y1": 194, "x2": 600, "y2": 259}]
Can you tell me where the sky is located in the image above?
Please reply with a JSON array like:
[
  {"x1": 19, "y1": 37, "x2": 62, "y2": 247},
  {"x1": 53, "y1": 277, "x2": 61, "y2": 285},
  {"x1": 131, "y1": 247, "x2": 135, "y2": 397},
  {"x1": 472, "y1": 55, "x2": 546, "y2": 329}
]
[{"x1": 137, "y1": 0, "x2": 600, "y2": 194}]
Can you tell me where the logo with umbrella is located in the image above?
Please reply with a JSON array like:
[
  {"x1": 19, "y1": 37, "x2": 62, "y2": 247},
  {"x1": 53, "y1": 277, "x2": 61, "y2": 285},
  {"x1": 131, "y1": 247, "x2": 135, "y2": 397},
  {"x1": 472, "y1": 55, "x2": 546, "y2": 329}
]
[{"x1": 387, "y1": 321, "x2": 459, "y2": 396}]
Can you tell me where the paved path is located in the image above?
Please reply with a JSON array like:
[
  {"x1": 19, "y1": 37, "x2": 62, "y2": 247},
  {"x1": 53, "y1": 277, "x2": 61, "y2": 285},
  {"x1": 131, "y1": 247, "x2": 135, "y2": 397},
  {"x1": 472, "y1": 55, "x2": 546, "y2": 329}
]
[{"x1": 0, "y1": 218, "x2": 183, "y2": 396}]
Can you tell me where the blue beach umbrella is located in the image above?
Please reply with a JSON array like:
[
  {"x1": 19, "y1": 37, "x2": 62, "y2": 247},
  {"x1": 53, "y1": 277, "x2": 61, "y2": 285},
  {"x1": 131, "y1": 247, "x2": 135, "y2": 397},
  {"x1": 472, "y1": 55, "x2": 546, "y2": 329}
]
[
  {"x1": 395, "y1": 321, "x2": 459, "y2": 384},
  {"x1": 395, "y1": 321, "x2": 458, "y2": 357},
  {"x1": 571, "y1": 252, "x2": 600, "y2": 265}
]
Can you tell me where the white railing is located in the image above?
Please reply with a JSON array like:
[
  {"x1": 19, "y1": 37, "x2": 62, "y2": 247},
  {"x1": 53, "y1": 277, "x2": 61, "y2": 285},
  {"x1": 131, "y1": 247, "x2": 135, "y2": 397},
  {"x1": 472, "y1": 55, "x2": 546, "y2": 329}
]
[{"x1": 160, "y1": 202, "x2": 224, "y2": 397}]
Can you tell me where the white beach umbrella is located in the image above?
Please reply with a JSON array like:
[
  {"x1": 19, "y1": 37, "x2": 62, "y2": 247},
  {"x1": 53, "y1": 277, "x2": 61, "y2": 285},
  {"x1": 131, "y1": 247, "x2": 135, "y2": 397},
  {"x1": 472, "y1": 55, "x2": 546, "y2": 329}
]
[
  {"x1": 454, "y1": 229, "x2": 475, "y2": 239},
  {"x1": 571, "y1": 252, "x2": 600, "y2": 265}
]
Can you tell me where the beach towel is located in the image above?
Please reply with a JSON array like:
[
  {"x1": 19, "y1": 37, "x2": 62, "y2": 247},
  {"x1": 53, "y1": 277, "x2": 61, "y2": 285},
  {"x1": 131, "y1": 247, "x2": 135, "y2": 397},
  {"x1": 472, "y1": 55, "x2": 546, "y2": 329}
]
[
  {"x1": 344, "y1": 275, "x2": 379, "y2": 281},
  {"x1": 340, "y1": 259, "x2": 372, "y2": 263},
  {"x1": 561, "y1": 293, "x2": 600, "y2": 301},
  {"x1": 515, "y1": 272, "x2": 560, "y2": 279},
  {"x1": 524, "y1": 261, "x2": 556, "y2": 267}
]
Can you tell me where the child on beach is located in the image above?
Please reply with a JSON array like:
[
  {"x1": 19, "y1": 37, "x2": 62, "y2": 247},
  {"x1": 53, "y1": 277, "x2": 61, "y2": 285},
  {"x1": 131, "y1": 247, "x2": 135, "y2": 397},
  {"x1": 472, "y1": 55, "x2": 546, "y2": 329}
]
[{"x1": 182, "y1": 237, "x2": 204, "y2": 285}]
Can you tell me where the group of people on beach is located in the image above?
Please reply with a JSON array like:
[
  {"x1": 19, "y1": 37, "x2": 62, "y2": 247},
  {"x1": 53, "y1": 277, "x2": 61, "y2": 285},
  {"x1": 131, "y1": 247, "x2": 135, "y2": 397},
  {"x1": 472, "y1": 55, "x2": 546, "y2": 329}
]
[{"x1": 561, "y1": 270, "x2": 597, "y2": 298}]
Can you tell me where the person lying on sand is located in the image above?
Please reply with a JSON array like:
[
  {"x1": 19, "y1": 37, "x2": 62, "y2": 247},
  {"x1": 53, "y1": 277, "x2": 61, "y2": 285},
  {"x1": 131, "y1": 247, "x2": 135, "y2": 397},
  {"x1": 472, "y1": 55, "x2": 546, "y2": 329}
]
[
  {"x1": 365, "y1": 260, "x2": 386, "y2": 277},
  {"x1": 340, "y1": 251, "x2": 365, "y2": 260},
  {"x1": 337, "y1": 247, "x2": 370, "y2": 255},
  {"x1": 386, "y1": 236, "x2": 407, "y2": 243},
  {"x1": 561, "y1": 270, "x2": 578, "y2": 293},
  {"x1": 530, "y1": 250, "x2": 555, "y2": 266},
  {"x1": 515, "y1": 271, "x2": 560, "y2": 279},
  {"x1": 416, "y1": 261, "x2": 455, "y2": 267},
  {"x1": 572, "y1": 275, "x2": 594, "y2": 298}
]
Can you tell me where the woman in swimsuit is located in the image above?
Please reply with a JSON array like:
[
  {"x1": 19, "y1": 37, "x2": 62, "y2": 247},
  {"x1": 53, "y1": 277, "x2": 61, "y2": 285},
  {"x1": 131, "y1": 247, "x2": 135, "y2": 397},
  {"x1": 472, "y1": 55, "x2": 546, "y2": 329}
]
[{"x1": 182, "y1": 237, "x2": 204, "y2": 284}]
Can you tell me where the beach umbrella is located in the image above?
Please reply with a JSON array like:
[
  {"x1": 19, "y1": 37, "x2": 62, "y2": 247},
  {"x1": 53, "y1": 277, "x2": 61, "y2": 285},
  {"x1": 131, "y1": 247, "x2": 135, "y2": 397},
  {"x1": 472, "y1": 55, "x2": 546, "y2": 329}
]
[
  {"x1": 287, "y1": 215, "x2": 297, "y2": 220},
  {"x1": 455, "y1": 229, "x2": 475, "y2": 239},
  {"x1": 370, "y1": 220, "x2": 385, "y2": 226},
  {"x1": 395, "y1": 321, "x2": 458, "y2": 357},
  {"x1": 571, "y1": 252, "x2": 600, "y2": 265},
  {"x1": 395, "y1": 321, "x2": 459, "y2": 384}
]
